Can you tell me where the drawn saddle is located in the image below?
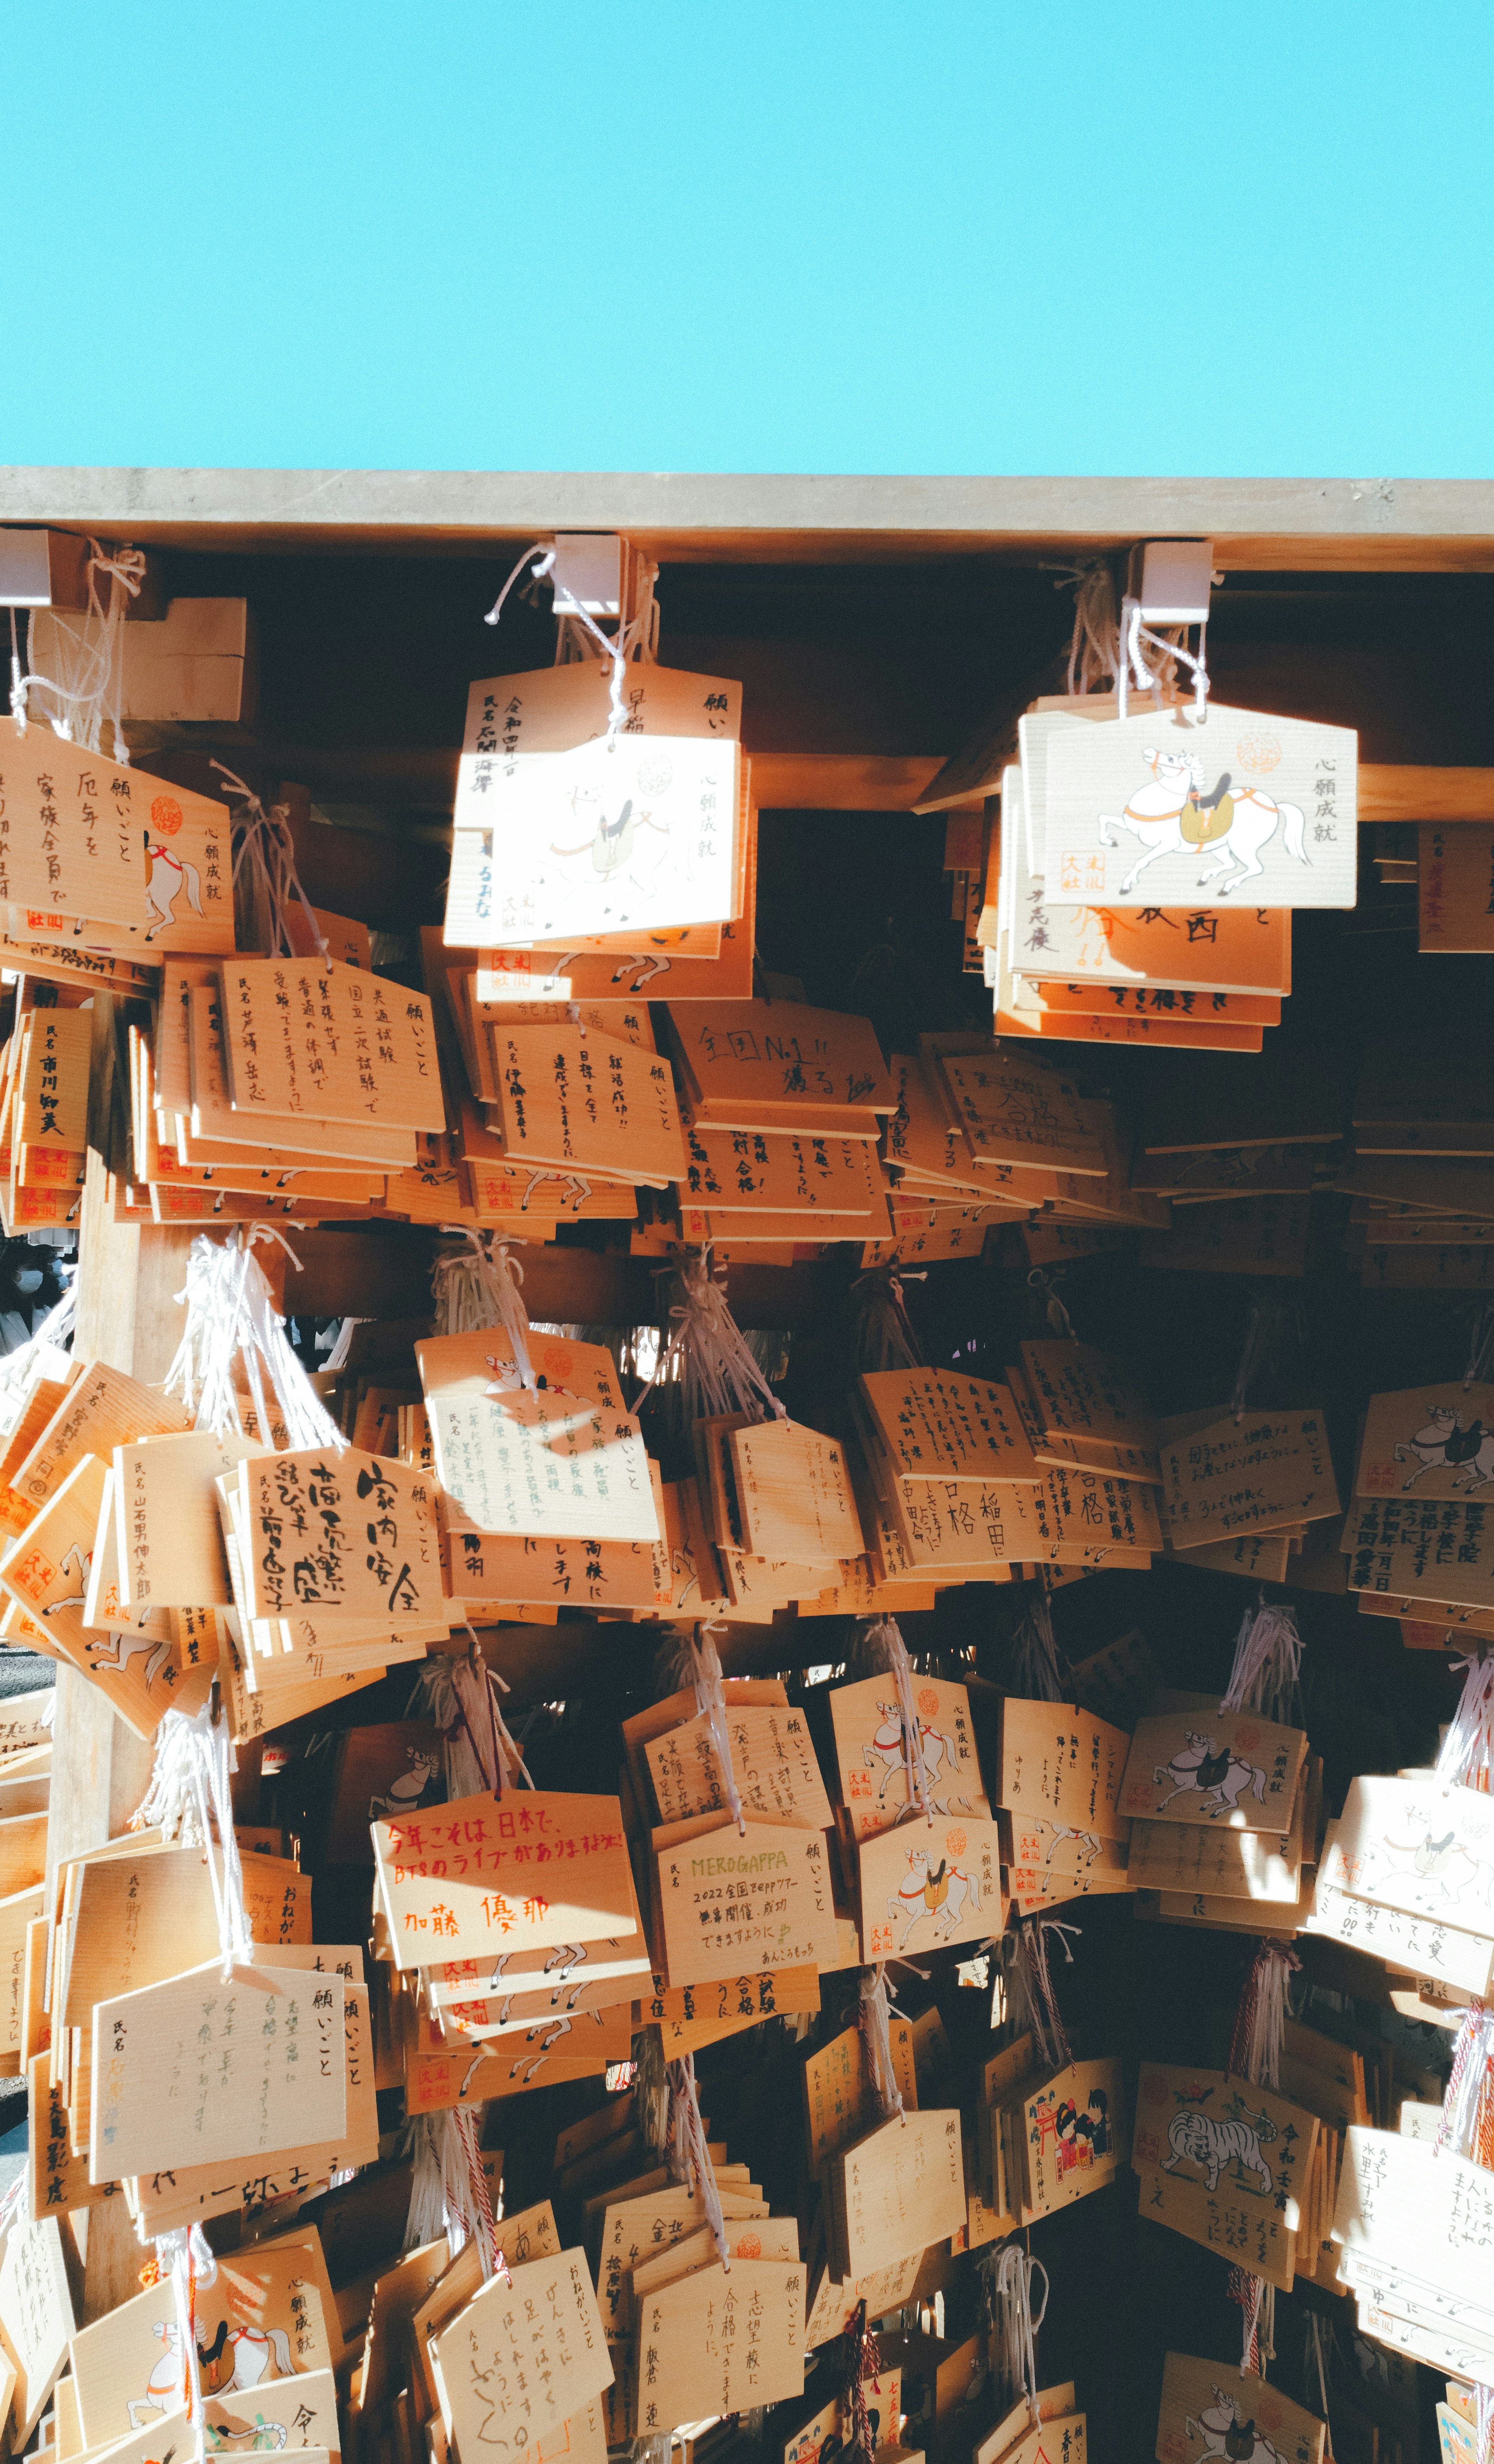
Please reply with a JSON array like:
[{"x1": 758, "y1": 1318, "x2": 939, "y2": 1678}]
[
  {"x1": 922, "y1": 1858, "x2": 950, "y2": 1911},
  {"x1": 1178, "y1": 774, "x2": 1235, "y2": 847},
  {"x1": 1195, "y1": 1749, "x2": 1233, "y2": 1790}
]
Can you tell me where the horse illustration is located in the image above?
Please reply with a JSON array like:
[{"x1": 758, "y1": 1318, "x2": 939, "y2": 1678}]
[
  {"x1": 1185, "y1": 2388, "x2": 1290, "y2": 2464},
  {"x1": 550, "y1": 793, "x2": 670, "y2": 881},
  {"x1": 144, "y1": 798, "x2": 205, "y2": 942},
  {"x1": 1043, "y1": 1826, "x2": 1103, "y2": 1871},
  {"x1": 1154, "y1": 1734, "x2": 1268, "y2": 1816},
  {"x1": 197, "y1": 2322, "x2": 296, "y2": 2399},
  {"x1": 85, "y1": 1627, "x2": 174, "y2": 1688},
  {"x1": 128, "y1": 2321, "x2": 295, "y2": 2430},
  {"x1": 40, "y1": 1541, "x2": 91, "y2": 1620},
  {"x1": 863, "y1": 1702, "x2": 973, "y2": 1812},
  {"x1": 888, "y1": 1847, "x2": 980, "y2": 1949},
  {"x1": 1375, "y1": 1827, "x2": 1494, "y2": 1911},
  {"x1": 368, "y1": 1746, "x2": 442, "y2": 1821},
  {"x1": 1162, "y1": 2104, "x2": 1276, "y2": 2195},
  {"x1": 1098, "y1": 749, "x2": 1308, "y2": 895},
  {"x1": 1394, "y1": 1407, "x2": 1494, "y2": 1492}
]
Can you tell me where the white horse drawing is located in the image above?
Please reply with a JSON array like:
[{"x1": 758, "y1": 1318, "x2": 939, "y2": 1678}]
[
  {"x1": 1185, "y1": 2388, "x2": 1290, "y2": 2464},
  {"x1": 863, "y1": 1702, "x2": 973, "y2": 1812},
  {"x1": 86, "y1": 1628, "x2": 174, "y2": 1687},
  {"x1": 1098, "y1": 749, "x2": 1308, "y2": 895},
  {"x1": 1394, "y1": 1406, "x2": 1494, "y2": 1492},
  {"x1": 1374, "y1": 1828, "x2": 1494, "y2": 1912},
  {"x1": 129, "y1": 2320, "x2": 295, "y2": 2431},
  {"x1": 144, "y1": 838, "x2": 205, "y2": 942},
  {"x1": 368, "y1": 1746, "x2": 442, "y2": 1821},
  {"x1": 40, "y1": 1541, "x2": 91, "y2": 1621},
  {"x1": 887, "y1": 1847, "x2": 980, "y2": 1950},
  {"x1": 1044, "y1": 1826, "x2": 1103, "y2": 1871},
  {"x1": 1154, "y1": 1734, "x2": 1268, "y2": 1817}
]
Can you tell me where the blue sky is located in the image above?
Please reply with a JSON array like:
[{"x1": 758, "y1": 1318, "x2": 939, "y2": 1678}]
[{"x1": 5, "y1": 0, "x2": 1490, "y2": 477}]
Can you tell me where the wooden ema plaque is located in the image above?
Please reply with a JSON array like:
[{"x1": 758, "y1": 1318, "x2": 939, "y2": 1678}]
[
  {"x1": 1038, "y1": 704, "x2": 1357, "y2": 910},
  {"x1": 449, "y1": 662, "x2": 742, "y2": 946},
  {"x1": 235, "y1": 1447, "x2": 443, "y2": 1622},
  {"x1": 1120, "y1": 1712, "x2": 1307, "y2": 1834},
  {"x1": 375, "y1": 1788, "x2": 643, "y2": 1971},
  {"x1": 1130, "y1": 2062, "x2": 1318, "y2": 2292},
  {"x1": 1156, "y1": 2353, "x2": 1324, "y2": 2464},
  {"x1": 90, "y1": 1958, "x2": 346, "y2": 2181},
  {"x1": 432, "y1": 2246, "x2": 613, "y2": 2457},
  {"x1": 493, "y1": 1025, "x2": 688, "y2": 1188},
  {"x1": 633, "y1": 2256, "x2": 805, "y2": 2432},
  {"x1": 0, "y1": 719, "x2": 233, "y2": 948},
  {"x1": 830, "y1": 2107, "x2": 965, "y2": 2274},
  {"x1": 218, "y1": 958, "x2": 444, "y2": 1132},
  {"x1": 997, "y1": 1698, "x2": 1130, "y2": 1841},
  {"x1": 653, "y1": 1813, "x2": 840, "y2": 1985}
]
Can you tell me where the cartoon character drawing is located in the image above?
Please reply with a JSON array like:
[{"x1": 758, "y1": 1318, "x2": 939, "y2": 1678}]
[
  {"x1": 887, "y1": 1846, "x2": 981, "y2": 1950},
  {"x1": 1161, "y1": 2103, "x2": 1277, "y2": 2195},
  {"x1": 1097, "y1": 749, "x2": 1308, "y2": 896},
  {"x1": 1154, "y1": 1733, "x2": 1268, "y2": 1816},
  {"x1": 144, "y1": 797, "x2": 205, "y2": 942},
  {"x1": 1077, "y1": 2088, "x2": 1110, "y2": 2158},
  {"x1": 863, "y1": 1702, "x2": 973, "y2": 1813},
  {"x1": 128, "y1": 2322, "x2": 296, "y2": 2431},
  {"x1": 368, "y1": 1745, "x2": 443, "y2": 1822},
  {"x1": 1394, "y1": 1406, "x2": 1494, "y2": 1492},
  {"x1": 1185, "y1": 2387, "x2": 1290, "y2": 2464}
]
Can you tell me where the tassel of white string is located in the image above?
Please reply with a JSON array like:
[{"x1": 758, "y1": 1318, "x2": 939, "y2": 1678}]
[
  {"x1": 1437, "y1": 1653, "x2": 1494, "y2": 1791},
  {"x1": 982, "y1": 2240, "x2": 1049, "y2": 2423},
  {"x1": 0, "y1": 1271, "x2": 75, "y2": 1417},
  {"x1": 1012, "y1": 1917, "x2": 1078, "y2": 2067},
  {"x1": 667, "y1": 1623, "x2": 744, "y2": 1833},
  {"x1": 1009, "y1": 1589, "x2": 1069, "y2": 1704},
  {"x1": 432, "y1": 1229, "x2": 538, "y2": 1390},
  {"x1": 132, "y1": 1699, "x2": 253, "y2": 1978},
  {"x1": 163, "y1": 1230, "x2": 345, "y2": 1453},
  {"x1": 665, "y1": 2054, "x2": 730, "y2": 2268},
  {"x1": 634, "y1": 2025, "x2": 671, "y2": 2159},
  {"x1": 1222, "y1": 1598, "x2": 1303, "y2": 1722},
  {"x1": 645, "y1": 1250, "x2": 786, "y2": 1422},
  {"x1": 1475, "y1": 2382, "x2": 1494, "y2": 2464},
  {"x1": 1227, "y1": 1942, "x2": 1298, "y2": 2373},
  {"x1": 850, "y1": 1266, "x2": 926, "y2": 1372},
  {"x1": 1059, "y1": 560, "x2": 1122, "y2": 699},
  {"x1": 1028, "y1": 1269, "x2": 1077, "y2": 1341},
  {"x1": 317, "y1": 1315, "x2": 370, "y2": 1373},
  {"x1": 1229, "y1": 1941, "x2": 1297, "y2": 2093},
  {"x1": 1465, "y1": 1306, "x2": 1494, "y2": 1392},
  {"x1": 857, "y1": 1618, "x2": 933, "y2": 1824},
  {"x1": 410, "y1": 1639, "x2": 533, "y2": 1799},
  {"x1": 1437, "y1": 2001, "x2": 1494, "y2": 2158},
  {"x1": 1303, "y1": 2316, "x2": 1335, "y2": 2460},
  {"x1": 155, "y1": 2223, "x2": 217, "y2": 2460},
  {"x1": 401, "y1": 2109, "x2": 507, "y2": 2281},
  {"x1": 1229, "y1": 1296, "x2": 1296, "y2": 1425},
  {"x1": 857, "y1": 1966, "x2": 905, "y2": 2120},
  {"x1": 12, "y1": 542, "x2": 146, "y2": 759},
  {"x1": 482, "y1": 540, "x2": 629, "y2": 746},
  {"x1": 212, "y1": 762, "x2": 328, "y2": 960}
]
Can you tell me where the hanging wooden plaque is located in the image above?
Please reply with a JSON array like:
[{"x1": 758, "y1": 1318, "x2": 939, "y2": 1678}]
[
  {"x1": 1040, "y1": 706, "x2": 1356, "y2": 909},
  {"x1": 374, "y1": 1788, "x2": 642, "y2": 1971}
]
